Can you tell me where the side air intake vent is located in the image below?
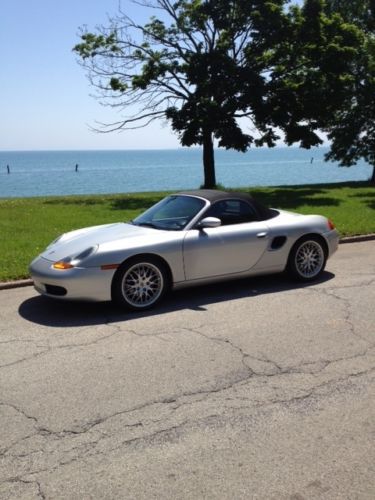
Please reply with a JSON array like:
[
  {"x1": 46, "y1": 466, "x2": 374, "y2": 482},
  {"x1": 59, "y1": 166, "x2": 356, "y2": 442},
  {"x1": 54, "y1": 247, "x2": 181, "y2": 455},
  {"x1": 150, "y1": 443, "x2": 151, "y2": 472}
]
[{"x1": 271, "y1": 236, "x2": 287, "y2": 250}]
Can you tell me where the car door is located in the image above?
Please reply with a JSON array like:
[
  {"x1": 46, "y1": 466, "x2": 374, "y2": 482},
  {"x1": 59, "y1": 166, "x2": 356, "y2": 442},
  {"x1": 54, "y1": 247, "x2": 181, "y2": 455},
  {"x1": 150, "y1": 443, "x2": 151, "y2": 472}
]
[{"x1": 183, "y1": 199, "x2": 270, "y2": 280}]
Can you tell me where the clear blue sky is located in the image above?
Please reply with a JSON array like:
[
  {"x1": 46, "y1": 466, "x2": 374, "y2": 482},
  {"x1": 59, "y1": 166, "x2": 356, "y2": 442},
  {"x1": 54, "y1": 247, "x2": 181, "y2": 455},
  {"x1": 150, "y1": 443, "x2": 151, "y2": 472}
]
[{"x1": 1, "y1": 0, "x2": 180, "y2": 151}]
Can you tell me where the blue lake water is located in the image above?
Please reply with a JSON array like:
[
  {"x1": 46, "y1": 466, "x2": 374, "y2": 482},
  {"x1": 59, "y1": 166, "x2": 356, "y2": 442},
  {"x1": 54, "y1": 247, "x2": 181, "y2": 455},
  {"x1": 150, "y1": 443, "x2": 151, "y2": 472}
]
[{"x1": 0, "y1": 147, "x2": 372, "y2": 198}]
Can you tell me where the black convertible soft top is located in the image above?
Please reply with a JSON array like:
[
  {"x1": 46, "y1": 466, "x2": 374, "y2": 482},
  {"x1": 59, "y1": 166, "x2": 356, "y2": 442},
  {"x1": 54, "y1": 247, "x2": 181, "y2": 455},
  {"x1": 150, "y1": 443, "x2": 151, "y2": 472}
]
[{"x1": 177, "y1": 189, "x2": 277, "y2": 221}]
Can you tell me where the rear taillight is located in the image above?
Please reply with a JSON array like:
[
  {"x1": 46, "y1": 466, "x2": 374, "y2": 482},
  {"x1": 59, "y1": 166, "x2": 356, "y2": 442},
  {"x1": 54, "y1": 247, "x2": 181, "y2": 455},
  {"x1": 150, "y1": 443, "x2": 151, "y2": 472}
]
[{"x1": 327, "y1": 219, "x2": 335, "y2": 230}]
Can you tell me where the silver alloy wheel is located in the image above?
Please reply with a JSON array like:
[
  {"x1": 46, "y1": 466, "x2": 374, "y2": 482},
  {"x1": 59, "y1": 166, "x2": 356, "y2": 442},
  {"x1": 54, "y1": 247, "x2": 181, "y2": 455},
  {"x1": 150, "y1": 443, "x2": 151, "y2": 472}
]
[
  {"x1": 121, "y1": 262, "x2": 164, "y2": 308},
  {"x1": 295, "y1": 240, "x2": 324, "y2": 278}
]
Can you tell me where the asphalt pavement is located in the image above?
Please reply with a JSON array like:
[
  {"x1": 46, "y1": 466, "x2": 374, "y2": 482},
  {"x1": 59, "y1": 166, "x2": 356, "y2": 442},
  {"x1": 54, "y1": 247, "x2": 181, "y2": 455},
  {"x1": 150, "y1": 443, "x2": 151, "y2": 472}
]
[{"x1": 0, "y1": 241, "x2": 374, "y2": 499}]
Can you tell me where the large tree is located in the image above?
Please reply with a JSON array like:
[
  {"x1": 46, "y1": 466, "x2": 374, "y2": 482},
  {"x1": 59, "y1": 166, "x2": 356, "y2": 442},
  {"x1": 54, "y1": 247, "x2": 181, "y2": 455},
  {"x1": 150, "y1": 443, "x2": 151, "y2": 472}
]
[
  {"x1": 323, "y1": 0, "x2": 375, "y2": 183},
  {"x1": 325, "y1": 0, "x2": 375, "y2": 30},
  {"x1": 74, "y1": 0, "x2": 361, "y2": 188}
]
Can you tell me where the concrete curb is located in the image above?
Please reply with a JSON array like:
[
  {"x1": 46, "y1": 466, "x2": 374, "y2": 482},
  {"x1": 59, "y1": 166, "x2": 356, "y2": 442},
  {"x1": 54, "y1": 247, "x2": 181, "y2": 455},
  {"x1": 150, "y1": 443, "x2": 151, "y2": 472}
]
[
  {"x1": 339, "y1": 233, "x2": 375, "y2": 244},
  {"x1": 0, "y1": 279, "x2": 34, "y2": 291},
  {"x1": 1, "y1": 234, "x2": 375, "y2": 291}
]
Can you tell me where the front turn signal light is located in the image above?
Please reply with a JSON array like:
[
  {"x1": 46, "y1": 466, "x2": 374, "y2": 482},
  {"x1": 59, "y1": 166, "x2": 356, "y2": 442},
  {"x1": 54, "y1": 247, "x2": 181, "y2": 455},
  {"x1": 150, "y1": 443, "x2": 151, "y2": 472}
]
[
  {"x1": 53, "y1": 261, "x2": 74, "y2": 270},
  {"x1": 328, "y1": 219, "x2": 336, "y2": 230}
]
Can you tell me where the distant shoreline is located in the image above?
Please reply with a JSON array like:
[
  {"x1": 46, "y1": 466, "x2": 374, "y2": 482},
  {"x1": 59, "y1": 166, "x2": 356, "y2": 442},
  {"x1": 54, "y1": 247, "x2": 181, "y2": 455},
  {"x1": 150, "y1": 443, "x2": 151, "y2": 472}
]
[{"x1": 0, "y1": 145, "x2": 329, "y2": 153}]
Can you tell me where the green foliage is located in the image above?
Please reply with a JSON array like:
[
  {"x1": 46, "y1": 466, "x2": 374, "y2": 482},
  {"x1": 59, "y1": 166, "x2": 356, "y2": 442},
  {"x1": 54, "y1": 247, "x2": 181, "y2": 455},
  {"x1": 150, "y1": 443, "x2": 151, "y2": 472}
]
[
  {"x1": 74, "y1": 32, "x2": 119, "y2": 59},
  {"x1": 110, "y1": 78, "x2": 127, "y2": 92},
  {"x1": 325, "y1": 0, "x2": 375, "y2": 31},
  {"x1": 321, "y1": 1, "x2": 375, "y2": 180},
  {"x1": 261, "y1": 0, "x2": 364, "y2": 150}
]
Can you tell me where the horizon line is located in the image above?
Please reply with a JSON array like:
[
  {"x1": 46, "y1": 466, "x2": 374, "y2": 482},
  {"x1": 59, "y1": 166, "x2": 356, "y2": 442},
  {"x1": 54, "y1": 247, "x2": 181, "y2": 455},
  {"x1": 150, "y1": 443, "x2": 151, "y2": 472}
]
[{"x1": 0, "y1": 145, "x2": 328, "y2": 153}]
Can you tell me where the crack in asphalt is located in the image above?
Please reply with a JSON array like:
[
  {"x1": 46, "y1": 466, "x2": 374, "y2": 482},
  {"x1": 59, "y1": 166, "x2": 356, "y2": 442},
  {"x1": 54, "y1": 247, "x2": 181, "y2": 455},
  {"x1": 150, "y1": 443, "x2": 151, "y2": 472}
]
[
  {"x1": 1, "y1": 278, "x2": 374, "y2": 448},
  {"x1": 1, "y1": 367, "x2": 373, "y2": 489},
  {"x1": 0, "y1": 323, "x2": 131, "y2": 369},
  {"x1": 3, "y1": 477, "x2": 46, "y2": 500},
  {"x1": 182, "y1": 326, "x2": 256, "y2": 375},
  {"x1": 0, "y1": 402, "x2": 39, "y2": 426},
  {"x1": 307, "y1": 284, "x2": 375, "y2": 347},
  {"x1": 1, "y1": 271, "x2": 374, "y2": 494},
  {"x1": 1, "y1": 334, "x2": 373, "y2": 448}
]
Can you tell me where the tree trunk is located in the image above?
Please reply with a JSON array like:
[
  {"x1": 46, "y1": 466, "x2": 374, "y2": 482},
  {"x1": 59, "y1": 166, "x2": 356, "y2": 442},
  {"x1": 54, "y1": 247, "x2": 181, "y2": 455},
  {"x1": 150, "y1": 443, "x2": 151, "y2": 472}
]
[
  {"x1": 202, "y1": 130, "x2": 216, "y2": 189},
  {"x1": 371, "y1": 165, "x2": 375, "y2": 185}
]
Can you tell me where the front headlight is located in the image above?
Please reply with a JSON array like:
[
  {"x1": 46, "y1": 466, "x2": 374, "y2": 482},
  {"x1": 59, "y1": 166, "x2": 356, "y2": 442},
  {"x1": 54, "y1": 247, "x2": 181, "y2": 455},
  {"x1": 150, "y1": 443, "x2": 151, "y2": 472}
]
[
  {"x1": 74, "y1": 246, "x2": 98, "y2": 261},
  {"x1": 52, "y1": 246, "x2": 98, "y2": 270}
]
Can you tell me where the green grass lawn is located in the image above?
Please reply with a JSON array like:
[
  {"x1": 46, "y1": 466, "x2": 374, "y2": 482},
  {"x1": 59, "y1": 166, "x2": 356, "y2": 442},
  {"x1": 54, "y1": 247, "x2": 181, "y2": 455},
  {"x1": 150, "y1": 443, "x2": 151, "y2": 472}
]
[{"x1": 1, "y1": 181, "x2": 374, "y2": 282}]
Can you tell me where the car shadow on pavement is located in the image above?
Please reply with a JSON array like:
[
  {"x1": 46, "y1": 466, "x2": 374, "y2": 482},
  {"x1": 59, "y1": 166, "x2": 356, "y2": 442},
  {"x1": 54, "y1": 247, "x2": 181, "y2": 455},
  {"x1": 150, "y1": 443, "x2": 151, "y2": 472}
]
[{"x1": 18, "y1": 271, "x2": 335, "y2": 328}]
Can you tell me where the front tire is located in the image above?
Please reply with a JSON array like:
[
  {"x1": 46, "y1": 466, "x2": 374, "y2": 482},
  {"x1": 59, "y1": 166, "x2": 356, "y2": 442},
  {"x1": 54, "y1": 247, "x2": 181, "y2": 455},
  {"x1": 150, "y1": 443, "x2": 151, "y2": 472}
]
[
  {"x1": 112, "y1": 258, "x2": 169, "y2": 310},
  {"x1": 287, "y1": 237, "x2": 327, "y2": 281}
]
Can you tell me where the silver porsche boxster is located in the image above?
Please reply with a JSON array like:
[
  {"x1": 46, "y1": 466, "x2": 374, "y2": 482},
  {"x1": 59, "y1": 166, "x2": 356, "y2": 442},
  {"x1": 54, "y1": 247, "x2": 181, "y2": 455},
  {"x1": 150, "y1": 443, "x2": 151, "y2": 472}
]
[{"x1": 30, "y1": 190, "x2": 339, "y2": 310}]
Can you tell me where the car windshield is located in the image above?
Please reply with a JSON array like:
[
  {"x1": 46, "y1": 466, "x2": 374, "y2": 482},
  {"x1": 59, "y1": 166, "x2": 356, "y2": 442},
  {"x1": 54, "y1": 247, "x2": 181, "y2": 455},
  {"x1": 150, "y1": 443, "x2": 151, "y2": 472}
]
[{"x1": 132, "y1": 195, "x2": 206, "y2": 231}]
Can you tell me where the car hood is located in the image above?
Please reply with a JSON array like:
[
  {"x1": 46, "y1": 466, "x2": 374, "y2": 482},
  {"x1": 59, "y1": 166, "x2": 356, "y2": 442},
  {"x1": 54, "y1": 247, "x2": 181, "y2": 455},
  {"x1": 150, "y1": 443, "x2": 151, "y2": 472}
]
[{"x1": 40, "y1": 222, "x2": 169, "y2": 262}]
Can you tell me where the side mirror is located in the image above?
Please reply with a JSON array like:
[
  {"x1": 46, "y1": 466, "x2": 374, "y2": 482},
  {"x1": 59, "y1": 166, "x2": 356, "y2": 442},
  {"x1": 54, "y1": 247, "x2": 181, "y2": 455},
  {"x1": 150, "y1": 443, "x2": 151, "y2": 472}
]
[{"x1": 196, "y1": 217, "x2": 221, "y2": 229}]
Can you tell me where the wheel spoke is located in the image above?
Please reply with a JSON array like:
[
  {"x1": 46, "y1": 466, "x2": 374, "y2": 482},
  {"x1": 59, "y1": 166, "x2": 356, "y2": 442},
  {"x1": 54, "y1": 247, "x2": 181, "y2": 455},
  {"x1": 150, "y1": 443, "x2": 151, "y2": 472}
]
[
  {"x1": 121, "y1": 262, "x2": 164, "y2": 308},
  {"x1": 295, "y1": 241, "x2": 324, "y2": 278}
]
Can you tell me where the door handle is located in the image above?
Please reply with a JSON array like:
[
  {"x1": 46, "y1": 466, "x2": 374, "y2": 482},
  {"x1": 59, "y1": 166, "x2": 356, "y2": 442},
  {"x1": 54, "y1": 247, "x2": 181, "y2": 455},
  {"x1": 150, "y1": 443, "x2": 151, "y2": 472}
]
[{"x1": 256, "y1": 232, "x2": 268, "y2": 238}]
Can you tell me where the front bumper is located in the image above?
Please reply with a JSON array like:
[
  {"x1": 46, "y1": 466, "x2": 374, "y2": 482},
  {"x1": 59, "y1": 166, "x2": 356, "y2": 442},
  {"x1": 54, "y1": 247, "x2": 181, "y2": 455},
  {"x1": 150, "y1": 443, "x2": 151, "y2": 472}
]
[{"x1": 29, "y1": 256, "x2": 113, "y2": 302}]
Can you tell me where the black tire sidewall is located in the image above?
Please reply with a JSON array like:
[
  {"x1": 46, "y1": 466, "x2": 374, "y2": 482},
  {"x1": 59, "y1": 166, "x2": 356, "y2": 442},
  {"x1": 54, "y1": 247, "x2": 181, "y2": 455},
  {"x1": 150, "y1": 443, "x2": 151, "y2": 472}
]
[
  {"x1": 112, "y1": 257, "x2": 169, "y2": 310},
  {"x1": 287, "y1": 236, "x2": 327, "y2": 282}
]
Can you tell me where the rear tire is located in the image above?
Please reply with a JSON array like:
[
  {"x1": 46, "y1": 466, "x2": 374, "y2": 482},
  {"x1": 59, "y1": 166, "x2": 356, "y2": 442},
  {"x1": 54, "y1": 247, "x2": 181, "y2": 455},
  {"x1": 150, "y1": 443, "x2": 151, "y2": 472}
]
[
  {"x1": 287, "y1": 236, "x2": 327, "y2": 282},
  {"x1": 112, "y1": 257, "x2": 169, "y2": 310}
]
